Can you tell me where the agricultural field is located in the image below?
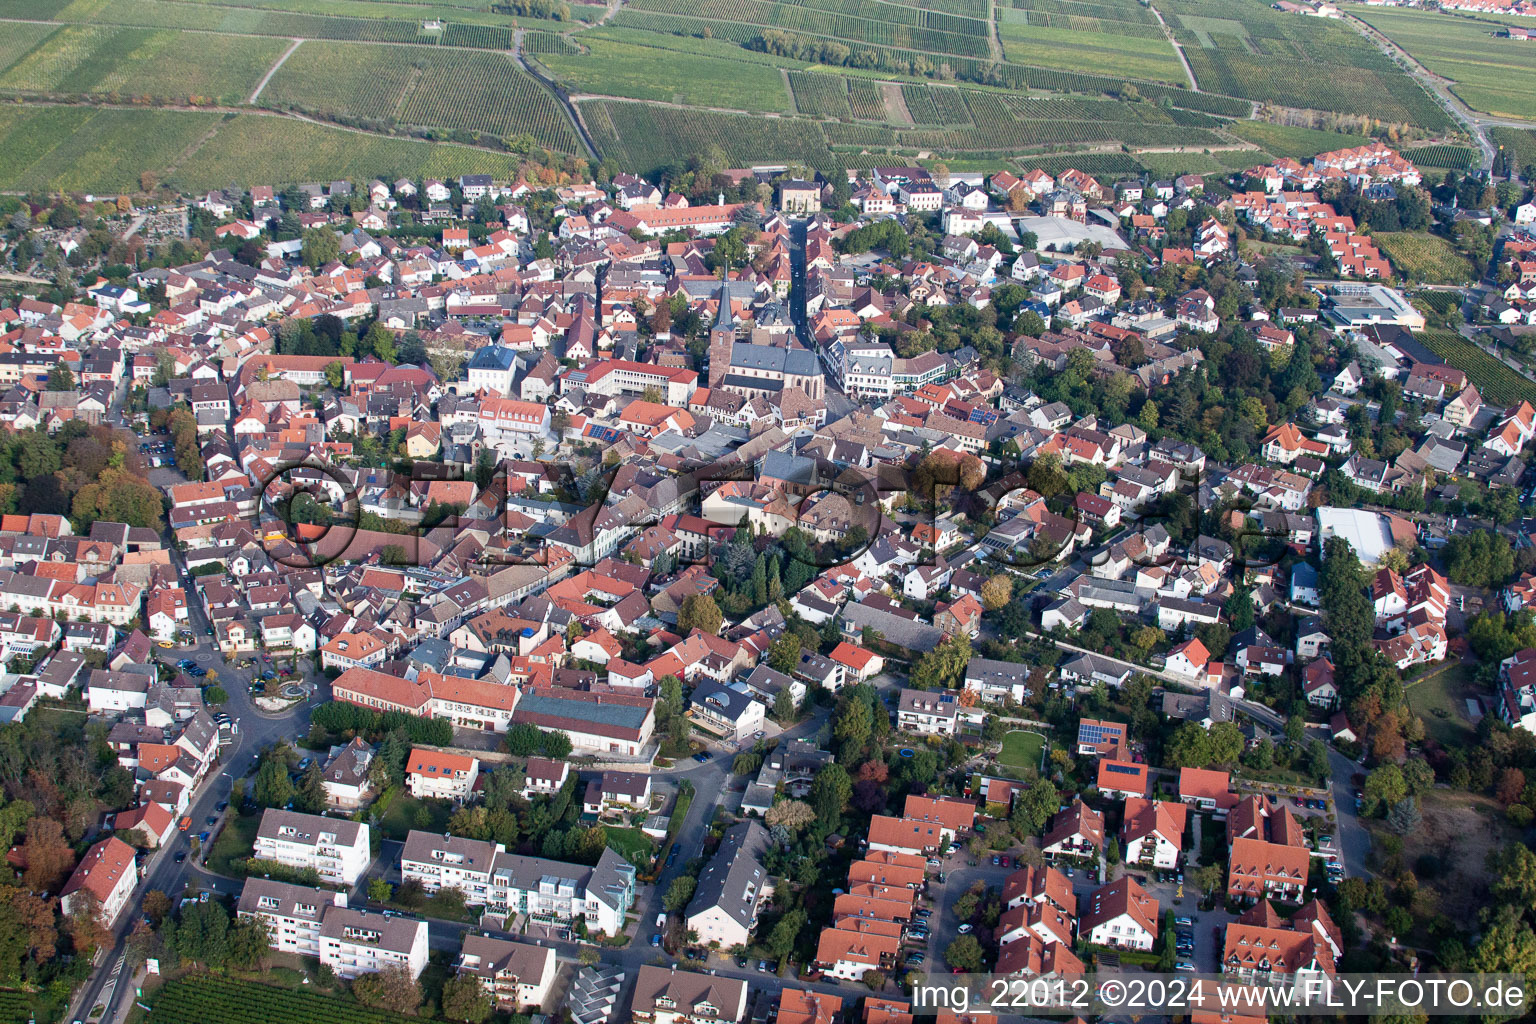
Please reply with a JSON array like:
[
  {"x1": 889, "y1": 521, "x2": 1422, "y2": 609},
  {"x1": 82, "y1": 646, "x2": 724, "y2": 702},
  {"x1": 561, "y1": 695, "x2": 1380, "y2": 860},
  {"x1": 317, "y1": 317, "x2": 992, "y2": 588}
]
[
  {"x1": 538, "y1": 33, "x2": 790, "y2": 112},
  {"x1": 55, "y1": 0, "x2": 586, "y2": 32},
  {"x1": 1224, "y1": 120, "x2": 1369, "y2": 160},
  {"x1": 581, "y1": 99, "x2": 835, "y2": 176},
  {"x1": 1418, "y1": 329, "x2": 1536, "y2": 407},
  {"x1": 847, "y1": 78, "x2": 887, "y2": 120},
  {"x1": 1356, "y1": 6, "x2": 1536, "y2": 120},
  {"x1": 259, "y1": 42, "x2": 579, "y2": 152},
  {"x1": 1161, "y1": 0, "x2": 1450, "y2": 129},
  {"x1": 1405, "y1": 144, "x2": 1476, "y2": 176},
  {"x1": 145, "y1": 974, "x2": 431, "y2": 1024},
  {"x1": 998, "y1": 2, "x2": 1186, "y2": 84},
  {"x1": 1492, "y1": 126, "x2": 1536, "y2": 175},
  {"x1": 171, "y1": 114, "x2": 525, "y2": 191},
  {"x1": 621, "y1": 0, "x2": 994, "y2": 58},
  {"x1": 0, "y1": 106, "x2": 219, "y2": 191},
  {"x1": 789, "y1": 71, "x2": 852, "y2": 118},
  {"x1": 1373, "y1": 231, "x2": 1476, "y2": 286}
]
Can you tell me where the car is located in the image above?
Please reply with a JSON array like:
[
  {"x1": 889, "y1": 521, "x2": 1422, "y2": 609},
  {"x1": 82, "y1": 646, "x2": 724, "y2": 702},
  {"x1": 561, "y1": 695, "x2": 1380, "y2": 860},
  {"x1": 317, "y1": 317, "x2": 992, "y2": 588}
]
[
  {"x1": 990, "y1": 855, "x2": 999, "y2": 866},
  {"x1": 173, "y1": 852, "x2": 186, "y2": 863},
  {"x1": 298, "y1": 758, "x2": 312, "y2": 771},
  {"x1": 1086, "y1": 868, "x2": 1097, "y2": 882},
  {"x1": 216, "y1": 801, "x2": 228, "y2": 812},
  {"x1": 998, "y1": 855, "x2": 1009, "y2": 868},
  {"x1": 188, "y1": 667, "x2": 206, "y2": 677},
  {"x1": 157, "y1": 641, "x2": 174, "y2": 649},
  {"x1": 177, "y1": 659, "x2": 195, "y2": 669},
  {"x1": 1175, "y1": 916, "x2": 1194, "y2": 927},
  {"x1": 692, "y1": 752, "x2": 711, "y2": 763},
  {"x1": 757, "y1": 961, "x2": 769, "y2": 973},
  {"x1": 196, "y1": 831, "x2": 210, "y2": 843},
  {"x1": 956, "y1": 924, "x2": 972, "y2": 934},
  {"x1": 736, "y1": 958, "x2": 748, "y2": 968},
  {"x1": 913, "y1": 908, "x2": 931, "y2": 919},
  {"x1": 651, "y1": 935, "x2": 661, "y2": 947},
  {"x1": 1065, "y1": 866, "x2": 1074, "y2": 877},
  {"x1": 1175, "y1": 962, "x2": 1196, "y2": 973},
  {"x1": 1176, "y1": 871, "x2": 1184, "y2": 884},
  {"x1": 1318, "y1": 834, "x2": 1333, "y2": 845},
  {"x1": 179, "y1": 816, "x2": 191, "y2": 831},
  {"x1": 206, "y1": 816, "x2": 218, "y2": 826},
  {"x1": 666, "y1": 847, "x2": 679, "y2": 865},
  {"x1": 753, "y1": 731, "x2": 764, "y2": 740},
  {"x1": 199, "y1": 891, "x2": 209, "y2": 903}
]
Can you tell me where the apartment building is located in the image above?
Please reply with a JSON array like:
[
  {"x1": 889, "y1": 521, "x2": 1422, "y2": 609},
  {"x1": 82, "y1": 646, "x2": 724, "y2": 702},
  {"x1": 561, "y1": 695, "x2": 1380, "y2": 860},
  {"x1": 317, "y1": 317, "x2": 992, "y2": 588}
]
[
  {"x1": 456, "y1": 935, "x2": 558, "y2": 1010},
  {"x1": 400, "y1": 830, "x2": 636, "y2": 936},
  {"x1": 237, "y1": 878, "x2": 347, "y2": 957},
  {"x1": 318, "y1": 906, "x2": 429, "y2": 979},
  {"x1": 252, "y1": 809, "x2": 372, "y2": 887},
  {"x1": 405, "y1": 748, "x2": 480, "y2": 801}
]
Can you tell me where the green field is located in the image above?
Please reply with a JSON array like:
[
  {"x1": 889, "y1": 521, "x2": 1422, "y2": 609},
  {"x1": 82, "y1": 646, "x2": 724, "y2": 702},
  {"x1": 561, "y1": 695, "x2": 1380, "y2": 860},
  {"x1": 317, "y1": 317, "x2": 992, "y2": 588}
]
[
  {"x1": 1493, "y1": 126, "x2": 1536, "y2": 174},
  {"x1": 789, "y1": 70, "x2": 852, "y2": 117},
  {"x1": 1407, "y1": 144, "x2": 1476, "y2": 174},
  {"x1": 583, "y1": 99, "x2": 837, "y2": 175},
  {"x1": 604, "y1": 825, "x2": 657, "y2": 866},
  {"x1": 260, "y1": 42, "x2": 580, "y2": 151},
  {"x1": 1374, "y1": 232, "x2": 1477, "y2": 286},
  {"x1": 998, "y1": 18, "x2": 1186, "y2": 84},
  {"x1": 540, "y1": 34, "x2": 791, "y2": 112},
  {"x1": 1406, "y1": 663, "x2": 1478, "y2": 748},
  {"x1": 1418, "y1": 329, "x2": 1536, "y2": 407},
  {"x1": 146, "y1": 974, "x2": 432, "y2": 1024},
  {"x1": 1357, "y1": 6, "x2": 1536, "y2": 120},
  {"x1": 1160, "y1": 0, "x2": 1450, "y2": 129},
  {"x1": 1224, "y1": 120, "x2": 1369, "y2": 160},
  {"x1": 1000, "y1": 730, "x2": 1045, "y2": 770}
]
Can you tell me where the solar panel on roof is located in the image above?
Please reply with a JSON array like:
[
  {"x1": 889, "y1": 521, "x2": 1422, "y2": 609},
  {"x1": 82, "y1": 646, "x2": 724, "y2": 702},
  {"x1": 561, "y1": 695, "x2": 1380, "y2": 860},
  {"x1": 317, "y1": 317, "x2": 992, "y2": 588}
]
[{"x1": 1106, "y1": 763, "x2": 1141, "y2": 776}]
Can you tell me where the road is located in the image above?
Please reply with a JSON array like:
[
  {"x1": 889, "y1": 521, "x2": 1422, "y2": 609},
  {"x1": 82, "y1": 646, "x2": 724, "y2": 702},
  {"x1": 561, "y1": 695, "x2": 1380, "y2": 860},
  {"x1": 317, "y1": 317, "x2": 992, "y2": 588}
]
[
  {"x1": 69, "y1": 503, "x2": 317, "y2": 1024},
  {"x1": 1147, "y1": 3, "x2": 1198, "y2": 94},
  {"x1": 512, "y1": 28, "x2": 599, "y2": 162}
]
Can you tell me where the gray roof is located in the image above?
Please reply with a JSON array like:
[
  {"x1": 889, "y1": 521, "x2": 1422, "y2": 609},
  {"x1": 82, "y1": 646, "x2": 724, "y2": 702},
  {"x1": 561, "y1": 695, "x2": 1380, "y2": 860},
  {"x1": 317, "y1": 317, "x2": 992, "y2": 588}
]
[
  {"x1": 256, "y1": 808, "x2": 366, "y2": 849},
  {"x1": 237, "y1": 877, "x2": 342, "y2": 921},
  {"x1": 684, "y1": 819, "x2": 771, "y2": 931},
  {"x1": 690, "y1": 680, "x2": 761, "y2": 724},
  {"x1": 318, "y1": 905, "x2": 425, "y2": 954},
  {"x1": 840, "y1": 601, "x2": 944, "y2": 653},
  {"x1": 730, "y1": 341, "x2": 819, "y2": 377}
]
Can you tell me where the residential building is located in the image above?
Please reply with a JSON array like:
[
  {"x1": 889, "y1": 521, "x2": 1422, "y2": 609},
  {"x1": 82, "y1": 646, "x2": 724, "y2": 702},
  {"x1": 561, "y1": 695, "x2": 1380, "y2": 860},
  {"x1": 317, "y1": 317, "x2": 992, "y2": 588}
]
[
  {"x1": 252, "y1": 809, "x2": 372, "y2": 887},
  {"x1": 684, "y1": 820, "x2": 772, "y2": 948}
]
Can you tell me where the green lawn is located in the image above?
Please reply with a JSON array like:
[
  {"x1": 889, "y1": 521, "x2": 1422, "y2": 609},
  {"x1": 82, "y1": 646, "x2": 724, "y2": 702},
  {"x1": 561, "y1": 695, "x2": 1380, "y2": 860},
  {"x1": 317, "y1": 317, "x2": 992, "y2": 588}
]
[
  {"x1": 1407, "y1": 662, "x2": 1479, "y2": 748},
  {"x1": 205, "y1": 811, "x2": 260, "y2": 878},
  {"x1": 605, "y1": 825, "x2": 657, "y2": 867},
  {"x1": 999, "y1": 730, "x2": 1045, "y2": 770},
  {"x1": 377, "y1": 793, "x2": 454, "y2": 841}
]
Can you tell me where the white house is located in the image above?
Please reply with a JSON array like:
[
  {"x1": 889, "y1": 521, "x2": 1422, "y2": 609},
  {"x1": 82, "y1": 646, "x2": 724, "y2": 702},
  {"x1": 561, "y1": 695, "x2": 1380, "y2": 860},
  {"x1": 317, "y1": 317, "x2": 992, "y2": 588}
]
[
  {"x1": 237, "y1": 877, "x2": 348, "y2": 957},
  {"x1": 60, "y1": 836, "x2": 137, "y2": 927},
  {"x1": 405, "y1": 748, "x2": 480, "y2": 801},
  {"x1": 1080, "y1": 876, "x2": 1159, "y2": 951},
  {"x1": 1120, "y1": 799, "x2": 1186, "y2": 870},
  {"x1": 456, "y1": 935, "x2": 558, "y2": 1010}
]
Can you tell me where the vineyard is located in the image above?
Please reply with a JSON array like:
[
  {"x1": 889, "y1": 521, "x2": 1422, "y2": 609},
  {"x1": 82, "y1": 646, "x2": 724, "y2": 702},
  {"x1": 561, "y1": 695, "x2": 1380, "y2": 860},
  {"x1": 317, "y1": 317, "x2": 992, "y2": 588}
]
[
  {"x1": 581, "y1": 99, "x2": 835, "y2": 175},
  {"x1": 625, "y1": 0, "x2": 993, "y2": 57},
  {"x1": 1373, "y1": 231, "x2": 1476, "y2": 286},
  {"x1": 259, "y1": 43, "x2": 579, "y2": 152},
  {"x1": 899, "y1": 84, "x2": 941, "y2": 124},
  {"x1": 997, "y1": 14, "x2": 1186, "y2": 83},
  {"x1": 1492, "y1": 127, "x2": 1536, "y2": 174},
  {"x1": 146, "y1": 974, "x2": 432, "y2": 1024},
  {"x1": 538, "y1": 32, "x2": 789, "y2": 111},
  {"x1": 1356, "y1": 5, "x2": 1536, "y2": 120},
  {"x1": 847, "y1": 78, "x2": 887, "y2": 120},
  {"x1": 1406, "y1": 145, "x2": 1475, "y2": 174},
  {"x1": 1159, "y1": 0, "x2": 1451, "y2": 129},
  {"x1": 1418, "y1": 330, "x2": 1536, "y2": 407},
  {"x1": 1225, "y1": 120, "x2": 1370, "y2": 160},
  {"x1": 789, "y1": 71, "x2": 852, "y2": 117}
]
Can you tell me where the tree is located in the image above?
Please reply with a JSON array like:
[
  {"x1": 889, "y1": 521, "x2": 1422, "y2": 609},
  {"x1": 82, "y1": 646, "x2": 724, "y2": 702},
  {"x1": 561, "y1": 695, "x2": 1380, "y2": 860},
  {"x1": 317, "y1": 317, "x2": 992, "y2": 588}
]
[
  {"x1": 66, "y1": 889, "x2": 110, "y2": 954},
  {"x1": 142, "y1": 889, "x2": 172, "y2": 925},
  {"x1": 677, "y1": 593, "x2": 723, "y2": 635},
  {"x1": 368, "y1": 878, "x2": 393, "y2": 903},
  {"x1": 664, "y1": 876, "x2": 697, "y2": 913},
  {"x1": 1402, "y1": 757, "x2": 1434, "y2": 796},
  {"x1": 300, "y1": 227, "x2": 340, "y2": 269},
  {"x1": 767, "y1": 634, "x2": 802, "y2": 674},
  {"x1": 254, "y1": 754, "x2": 295, "y2": 808},
  {"x1": 979, "y1": 575, "x2": 1012, "y2": 611},
  {"x1": 833, "y1": 697, "x2": 873, "y2": 761},
  {"x1": 945, "y1": 935, "x2": 984, "y2": 972},
  {"x1": 440, "y1": 975, "x2": 493, "y2": 1024},
  {"x1": 46, "y1": 366, "x2": 74, "y2": 391},
  {"x1": 353, "y1": 965, "x2": 422, "y2": 1014},
  {"x1": 1191, "y1": 863, "x2": 1223, "y2": 897},
  {"x1": 1364, "y1": 763, "x2": 1408, "y2": 814},
  {"x1": 811, "y1": 763, "x2": 851, "y2": 827},
  {"x1": 1387, "y1": 797, "x2": 1422, "y2": 835},
  {"x1": 20, "y1": 817, "x2": 74, "y2": 892},
  {"x1": 766, "y1": 909, "x2": 805, "y2": 960},
  {"x1": 772, "y1": 686, "x2": 796, "y2": 724},
  {"x1": 764, "y1": 799, "x2": 815, "y2": 832},
  {"x1": 1207, "y1": 721, "x2": 1244, "y2": 767}
]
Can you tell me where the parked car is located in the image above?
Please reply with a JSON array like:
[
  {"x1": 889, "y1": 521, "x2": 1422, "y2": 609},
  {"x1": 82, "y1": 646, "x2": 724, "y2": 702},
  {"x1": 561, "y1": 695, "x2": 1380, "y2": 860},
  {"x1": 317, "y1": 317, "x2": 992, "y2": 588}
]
[
  {"x1": 757, "y1": 961, "x2": 770, "y2": 973},
  {"x1": 1175, "y1": 916, "x2": 1193, "y2": 927},
  {"x1": 178, "y1": 816, "x2": 191, "y2": 831},
  {"x1": 173, "y1": 852, "x2": 185, "y2": 863},
  {"x1": 957, "y1": 924, "x2": 972, "y2": 934},
  {"x1": 998, "y1": 855, "x2": 1009, "y2": 868}
]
